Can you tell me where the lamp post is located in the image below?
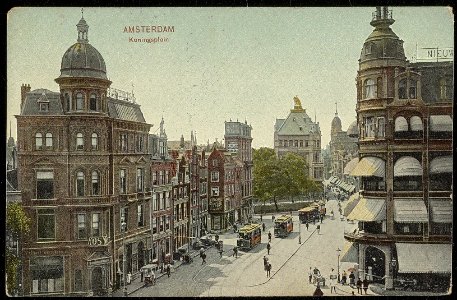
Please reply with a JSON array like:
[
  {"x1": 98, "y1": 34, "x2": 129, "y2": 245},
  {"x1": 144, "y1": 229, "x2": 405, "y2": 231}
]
[
  {"x1": 121, "y1": 218, "x2": 127, "y2": 297},
  {"x1": 337, "y1": 248, "x2": 341, "y2": 282},
  {"x1": 390, "y1": 258, "x2": 397, "y2": 280},
  {"x1": 298, "y1": 218, "x2": 302, "y2": 244}
]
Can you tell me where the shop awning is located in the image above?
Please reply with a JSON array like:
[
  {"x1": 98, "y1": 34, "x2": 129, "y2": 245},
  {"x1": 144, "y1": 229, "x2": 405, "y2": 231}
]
[
  {"x1": 394, "y1": 199, "x2": 428, "y2": 223},
  {"x1": 430, "y1": 156, "x2": 453, "y2": 174},
  {"x1": 343, "y1": 157, "x2": 359, "y2": 175},
  {"x1": 429, "y1": 115, "x2": 453, "y2": 132},
  {"x1": 329, "y1": 176, "x2": 338, "y2": 184},
  {"x1": 347, "y1": 197, "x2": 386, "y2": 221},
  {"x1": 394, "y1": 156, "x2": 423, "y2": 177},
  {"x1": 343, "y1": 192, "x2": 360, "y2": 216},
  {"x1": 350, "y1": 157, "x2": 385, "y2": 178},
  {"x1": 395, "y1": 116, "x2": 408, "y2": 132},
  {"x1": 340, "y1": 241, "x2": 358, "y2": 263},
  {"x1": 430, "y1": 199, "x2": 452, "y2": 223},
  {"x1": 396, "y1": 243, "x2": 452, "y2": 273},
  {"x1": 410, "y1": 116, "x2": 423, "y2": 131},
  {"x1": 348, "y1": 185, "x2": 356, "y2": 193}
]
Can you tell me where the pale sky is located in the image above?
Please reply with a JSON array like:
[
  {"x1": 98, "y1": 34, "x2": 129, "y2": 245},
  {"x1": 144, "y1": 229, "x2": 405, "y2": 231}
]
[{"x1": 7, "y1": 7, "x2": 454, "y2": 148}]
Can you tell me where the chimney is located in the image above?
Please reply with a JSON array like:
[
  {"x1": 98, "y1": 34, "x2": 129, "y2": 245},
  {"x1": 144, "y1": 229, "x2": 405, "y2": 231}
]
[{"x1": 21, "y1": 84, "x2": 31, "y2": 111}]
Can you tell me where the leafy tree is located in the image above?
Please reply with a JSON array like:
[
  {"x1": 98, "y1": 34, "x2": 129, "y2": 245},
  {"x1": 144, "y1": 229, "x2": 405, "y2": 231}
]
[{"x1": 6, "y1": 202, "x2": 30, "y2": 296}]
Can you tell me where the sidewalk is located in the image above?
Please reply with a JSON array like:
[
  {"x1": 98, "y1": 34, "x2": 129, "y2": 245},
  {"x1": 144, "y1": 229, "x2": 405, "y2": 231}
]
[{"x1": 111, "y1": 248, "x2": 203, "y2": 297}]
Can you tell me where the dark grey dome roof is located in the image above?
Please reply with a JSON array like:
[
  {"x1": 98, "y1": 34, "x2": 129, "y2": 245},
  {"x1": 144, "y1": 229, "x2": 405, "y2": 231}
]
[
  {"x1": 59, "y1": 42, "x2": 107, "y2": 79},
  {"x1": 347, "y1": 120, "x2": 358, "y2": 137},
  {"x1": 331, "y1": 115, "x2": 342, "y2": 131}
]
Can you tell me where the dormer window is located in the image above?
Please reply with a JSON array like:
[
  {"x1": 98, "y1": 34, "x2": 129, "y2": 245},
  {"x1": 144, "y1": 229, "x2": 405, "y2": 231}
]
[
  {"x1": 398, "y1": 79, "x2": 407, "y2": 99},
  {"x1": 39, "y1": 102, "x2": 49, "y2": 112}
]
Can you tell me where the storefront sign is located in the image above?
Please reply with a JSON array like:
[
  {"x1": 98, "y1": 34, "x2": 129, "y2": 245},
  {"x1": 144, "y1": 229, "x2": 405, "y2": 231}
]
[
  {"x1": 88, "y1": 236, "x2": 109, "y2": 246},
  {"x1": 417, "y1": 47, "x2": 453, "y2": 61}
]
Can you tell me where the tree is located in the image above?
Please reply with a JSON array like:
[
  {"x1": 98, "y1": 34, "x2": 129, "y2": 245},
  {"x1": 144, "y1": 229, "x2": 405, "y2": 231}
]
[
  {"x1": 6, "y1": 202, "x2": 31, "y2": 296},
  {"x1": 280, "y1": 153, "x2": 311, "y2": 203}
]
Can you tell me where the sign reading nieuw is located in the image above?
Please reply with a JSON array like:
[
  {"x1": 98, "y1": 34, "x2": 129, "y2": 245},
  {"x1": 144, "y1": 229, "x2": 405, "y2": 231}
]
[
  {"x1": 88, "y1": 236, "x2": 109, "y2": 246},
  {"x1": 417, "y1": 47, "x2": 453, "y2": 61}
]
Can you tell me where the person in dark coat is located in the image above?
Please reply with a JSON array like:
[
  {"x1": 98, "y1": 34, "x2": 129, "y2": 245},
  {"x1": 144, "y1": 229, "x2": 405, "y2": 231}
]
[
  {"x1": 313, "y1": 285, "x2": 323, "y2": 297},
  {"x1": 363, "y1": 277, "x2": 369, "y2": 294},
  {"x1": 305, "y1": 221, "x2": 309, "y2": 231},
  {"x1": 201, "y1": 252, "x2": 207, "y2": 265},
  {"x1": 268, "y1": 231, "x2": 272, "y2": 242},
  {"x1": 262, "y1": 223, "x2": 266, "y2": 232},
  {"x1": 356, "y1": 278, "x2": 363, "y2": 294},
  {"x1": 166, "y1": 263, "x2": 171, "y2": 277},
  {"x1": 267, "y1": 242, "x2": 271, "y2": 255},
  {"x1": 349, "y1": 271, "x2": 355, "y2": 286},
  {"x1": 263, "y1": 256, "x2": 268, "y2": 271},
  {"x1": 266, "y1": 263, "x2": 271, "y2": 277}
]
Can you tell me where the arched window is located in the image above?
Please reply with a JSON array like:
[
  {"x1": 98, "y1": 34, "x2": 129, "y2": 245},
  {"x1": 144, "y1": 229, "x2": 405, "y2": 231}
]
[
  {"x1": 398, "y1": 79, "x2": 407, "y2": 99},
  {"x1": 364, "y1": 79, "x2": 376, "y2": 99},
  {"x1": 409, "y1": 79, "x2": 417, "y2": 99},
  {"x1": 394, "y1": 116, "x2": 408, "y2": 132},
  {"x1": 410, "y1": 116, "x2": 423, "y2": 131},
  {"x1": 91, "y1": 133, "x2": 99, "y2": 150},
  {"x1": 65, "y1": 93, "x2": 71, "y2": 111},
  {"x1": 89, "y1": 93, "x2": 97, "y2": 111},
  {"x1": 76, "y1": 93, "x2": 84, "y2": 110},
  {"x1": 76, "y1": 171, "x2": 85, "y2": 196},
  {"x1": 76, "y1": 133, "x2": 84, "y2": 150},
  {"x1": 45, "y1": 133, "x2": 53, "y2": 148},
  {"x1": 92, "y1": 171, "x2": 100, "y2": 195},
  {"x1": 35, "y1": 133, "x2": 43, "y2": 150}
]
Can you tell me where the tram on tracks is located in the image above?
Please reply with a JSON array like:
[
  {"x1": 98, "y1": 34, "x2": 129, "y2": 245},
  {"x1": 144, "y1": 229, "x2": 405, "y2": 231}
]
[
  {"x1": 274, "y1": 214, "x2": 294, "y2": 237},
  {"x1": 237, "y1": 223, "x2": 262, "y2": 250},
  {"x1": 298, "y1": 205, "x2": 320, "y2": 223}
]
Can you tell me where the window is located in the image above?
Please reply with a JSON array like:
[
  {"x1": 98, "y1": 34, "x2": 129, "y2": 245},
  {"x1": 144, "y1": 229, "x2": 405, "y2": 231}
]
[
  {"x1": 409, "y1": 80, "x2": 417, "y2": 99},
  {"x1": 299, "y1": 140, "x2": 303, "y2": 147},
  {"x1": 76, "y1": 133, "x2": 84, "y2": 150},
  {"x1": 284, "y1": 140, "x2": 288, "y2": 147},
  {"x1": 211, "y1": 187, "x2": 219, "y2": 196},
  {"x1": 137, "y1": 168, "x2": 144, "y2": 192},
  {"x1": 120, "y1": 169, "x2": 127, "y2": 194},
  {"x1": 65, "y1": 93, "x2": 71, "y2": 111},
  {"x1": 35, "y1": 133, "x2": 43, "y2": 150},
  {"x1": 120, "y1": 134, "x2": 128, "y2": 152},
  {"x1": 92, "y1": 213, "x2": 100, "y2": 237},
  {"x1": 279, "y1": 140, "x2": 283, "y2": 147},
  {"x1": 365, "y1": 43, "x2": 372, "y2": 54},
  {"x1": 120, "y1": 207, "x2": 128, "y2": 231},
  {"x1": 39, "y1": 102, "x2": 49, "y2": 112},
  {"x1": 377, "y1": 117, "x2": 385, "y2": 137},
  {"x1": 152, "y1": 213, "x2": 157, "y2": 234},
  {"x1": 212, "y1": 159, "x2": 218, "y2": 167},
  {"x1": 45, "y1": 133, "x2": 53, "y2": 148},
  {"x1": 152, "y1": 193, "x2": 158, "y2": 211},
  {"x1": 440, "y1": 78, "x2": 452, "y2": 100},
  {"x1": 74, "y1": 270, "x2": 83, "y2": 292},
  {"x1": 377, "y1": 77, "x2": 383, "y2": 98},
  {"x1": 91, "y1": 133, "x2": 98, "y2": 150},
  {"x1": 92, "y1": 171, "x2": 100, "y2": 195},
  {"x1": 161, "y1": 216, "x2": 165, "y2": 232},
  {"x1": 364, "y1": 78, "x2": 376, "y2": 99},
  {"x1": 76, "y1": 171, "x2": 85, "y2": 197},
  {"x1": 398, "y1": 79, "x2": 407, "y2": 99},
  {"x1": 30, "y1": 256, "x2": 64, "y2": 294},
  {"x1": 364, "y1": 117, "x2": 375, "y2": 137},
  {"x1": 136, "y1": 135, "x2": 144, "y2": 152},
  {"x1": 211, "y1": 171, "x2": 219, "y2": 182},
  {"x1": 89, "y1": 93, "x2": 97, "y2": 111},
  {"x1": 294, "y1": 140, "x2": 298, "y2": 147},
  {"x1": 137, "y1": 204, "x2": 144, "y2": 227},
  {"x1": 166, "y1": 216, "x2": 170, "y2": 230},
  {"x1": 36, "y1": 171, "x2": 54, "y2": 199},
  {"x1": 76, "y1": 93, "x2": 84, "y2": 110},
  {"x1": 37, "y1": 209, "x2": 55, "y2": 240},
  {"x1": 160, "y1": 171, "x2": 165, "y2": 184},
  {"x1": 77, "y1": 214, "x2": 87, "y2": 239}
]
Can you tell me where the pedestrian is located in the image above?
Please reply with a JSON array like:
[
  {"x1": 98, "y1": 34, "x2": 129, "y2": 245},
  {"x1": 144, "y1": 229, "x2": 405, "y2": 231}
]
[
  {"x1": 313, "y1": 217, "x2": 316, "y2": 225},
  {"x1": 166, "y1": 263, "x2": 171, "y2": 278},
  {"x1": 264, "y1": 256, "x2": 269, "y2": 271},
  {"x1": 200, "y1": 247, "x2": 205, "y2": 258},
  {"x1": 305, "y1": 221, "x2": 309, "y2": 231},
  {"x1": 219, "y1": 247, "x2": 223, "y2": 258},
  {"x1": 266, "y1": 262, "x2": 271, "y2": 277},
  {"x1": 140, "y1": 268, "x2": 144, "y2": 282},
  {"x1": 313, "y1": 285, "x2": 323, "y2": 297},
  {"x1": 127, "y1": 272, "x2": 132, "y2": 285},
  {"x1": 272, "y1": 215, "x2": 275, "y2": 222},
  {"x1": 316, "y1": 224, "x2": 320, "y2": 234},
  {"x1": 201, "y1": 252, "x2": 207, "y2": 265},
  {"x1": 342, "y1": 270, "x2": 347, "y2": 285},
  {"x1": 308, "y1": 267, "x2": 313, "y2": 283},
  {"x1": 215, "y1": 234, "x2": 219, "y2": 243},
  {"x1": 363, "y1": 277, "x2": 369, "y2": 294},
  {"x1": 329, "y1": 268, "x2": 337, "y2": 294},
  {"x1": 356, "y1": 278, "x2": 363, "y2": 294},
  {"x1": 349, "y1": 271, "x2": 355, "y2": 287},
  {"x1": 268, "y1": 231, "x2": 272, "y2": 242},
  {"x1": 262, "y1": 222, "x2": 266, "y2": 232},
  {"x1": 267, "y1": 242, "x2": 271, "y2": 255},
  {"x1": 320, "y1": 214, "x2": 323, "y2": 223},
  {"x1": 233, "y1": 246, "x2": 238, "y2": 258},
  {"x1": 260, "y1": 214, "x2": 263, "y2": 221},
  {"x1": 233, "y1": 224, "x2": 237, "y2": 233}
]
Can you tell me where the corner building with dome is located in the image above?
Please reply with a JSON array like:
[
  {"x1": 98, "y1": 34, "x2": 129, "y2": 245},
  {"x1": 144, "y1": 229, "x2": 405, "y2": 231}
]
[
  {"x1": 17, "y1": 16, "x2": 154, "y2": 296},
  {"x1": 342, "y1": 7, "x2": 452, "y2": 291}
]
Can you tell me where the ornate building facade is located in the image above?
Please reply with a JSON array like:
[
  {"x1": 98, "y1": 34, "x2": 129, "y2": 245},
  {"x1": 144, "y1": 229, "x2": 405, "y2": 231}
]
[
  {"x1": 343, "y1": 7, "x2": 452, "y2": 291},
  {"x1": 274, "y1": 97, "x2": 324, "y2": 183}
]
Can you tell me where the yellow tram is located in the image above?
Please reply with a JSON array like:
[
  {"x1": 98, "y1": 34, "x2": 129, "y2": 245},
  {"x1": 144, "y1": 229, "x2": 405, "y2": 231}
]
[
  {"x1": 236, "y1": 223, "x2": 262, "y2": 250},
  {"x1": 274, "y1": 214, "x2": 294, "y2": 237}
]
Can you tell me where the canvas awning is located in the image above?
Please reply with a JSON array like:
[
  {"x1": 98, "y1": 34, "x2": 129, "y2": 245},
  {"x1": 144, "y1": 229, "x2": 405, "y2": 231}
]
[
  {"x1": 395, "y1": 116, "x2": 408, "y2": 132},
  {"x1": 343, "y1": 157, "x2": 359, "y2": 175},
  {"x1": 343, "y1": 192, "x2": 360, "y2": 216},
  {"x1": 429, "y1": 156, "x2": 452, "y2": 174},
  {"x1": 393, "y1": 199, "x2": 428, "y2": 223},
  {"x1": 330, "y1": 176, "x2": 338, "y2": 184},
  {"x1": 347, "y1": 197, "x2": 386, "y2": 221},
  {"x1": 396, "y1": 243, "x2": 452, "y2": 273},
  {"x1": 410, "y1": 116, "x2": 423, "y2": 131},
  {"x1": 348, "y1": 185, "x2": 356, "y2": 193},
  {"x1": 394, "y1": 156, "x2": 423, "y2": 177},
  {"x1": 340, "y1": 241, "x2": 358, "y2": 263},
  {"x1": 429, "y1": 115, "x2": 453, "y2": 132},
  {"x1": 350, "y1": 157, "x2": 385, "y2": 178},
  {"x1": 430, "y1": 199, "x2": 452, "y2": 223}
]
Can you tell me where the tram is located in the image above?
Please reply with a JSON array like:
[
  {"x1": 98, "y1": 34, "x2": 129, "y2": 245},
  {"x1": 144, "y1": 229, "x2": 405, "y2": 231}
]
[
  {"x1": 237, "y1": 223, "x2": 262, "y2": 250},
  {"x1": 274, "y1": 214, "x2": 294, "y2": 237},
  {"x1": 298, "y1": 205, "x2": 320, "y2": 223}
]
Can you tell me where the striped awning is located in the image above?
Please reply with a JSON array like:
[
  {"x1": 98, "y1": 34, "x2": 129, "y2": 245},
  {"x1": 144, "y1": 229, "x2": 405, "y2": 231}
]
[
  {"x1": 329, "y1": 176, "x2": 338, "y2": 184},
  {"x1": 410, "y1": 116, "x2": 423, "y2": 131},
  {"x1": 394, "y1": 156, "x2": 423, "y2": 177},
  {"x1": 350, "y1": 157, "x2": 385, "y2": 178},
  {"x1": 340, "y1": 241, "x2": 358, "y2": 263},
  {"x1": 430, "y1": 156, "x2": 453, "y2": 174},
  {"x1": 343, "y1": 192, "x2": 360, "y2": 216},
  {"x1": 430, "y1": 199, "x2": 452, "y2": 223},
  {"x1": 395, "y1": 116, "x2": 408, "y2": 132},
  {"x1": 429, "y1": 115, "x2": 453, "y2": 132},
  {"x1": 347, "y1": 197, "x2": 386, "y2": 221},
  {"x1": 393, "y1": 199, "x2": 428, "y2": 223},
  {"x1": 343, "y1": 157, "x2": 359, "y2": 175},
  {"x1": 348, "y1": 185, "x2": 356, "y2": 193},
  {"x1": 396, "y1": 243, "x2": 452, "y2": 273}
]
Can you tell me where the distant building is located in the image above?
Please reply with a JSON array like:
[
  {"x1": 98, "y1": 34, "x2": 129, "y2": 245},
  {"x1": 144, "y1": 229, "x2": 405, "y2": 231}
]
[{"x1": 274, "y1": 96, "x2": 324, "y2": 183}]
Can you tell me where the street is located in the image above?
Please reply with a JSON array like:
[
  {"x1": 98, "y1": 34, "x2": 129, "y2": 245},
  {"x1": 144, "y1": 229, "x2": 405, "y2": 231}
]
[{"x1": 132, "y1": 197, "x2": 361, "y2": 297}]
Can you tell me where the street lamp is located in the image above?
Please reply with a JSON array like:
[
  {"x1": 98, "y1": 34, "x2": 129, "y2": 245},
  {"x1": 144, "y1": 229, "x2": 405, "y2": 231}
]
[
  {"x1": 121, "y1": 218, "x2": 127, "y2": 297},
  {"x1": 390, "y1": 258, "x2": 397, "y2": 279},
  {"x1": 336, "y1": 248, "x2": 341, "y2": 282}
]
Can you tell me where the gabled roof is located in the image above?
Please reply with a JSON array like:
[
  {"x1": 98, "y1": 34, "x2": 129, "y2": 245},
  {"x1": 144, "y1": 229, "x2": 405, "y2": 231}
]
[
  {"x1": 107, "y1": 97, "x2": 146, "y2": 122},
  {"x1": 275, "y1": 111, "x2": 320, "y2": 136}
]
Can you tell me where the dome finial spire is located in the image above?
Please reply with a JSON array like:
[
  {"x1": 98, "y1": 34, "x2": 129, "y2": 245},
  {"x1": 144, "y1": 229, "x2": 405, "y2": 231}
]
[
  {"x1": 77, "y1": 10, "x2": 89, "y2": 43},
  {"x1": 335, "y1": 100, "x2": 338, "y2": 116},
  {"x1": 81, "y1": 7, "x2": 84, "y2": 19}
]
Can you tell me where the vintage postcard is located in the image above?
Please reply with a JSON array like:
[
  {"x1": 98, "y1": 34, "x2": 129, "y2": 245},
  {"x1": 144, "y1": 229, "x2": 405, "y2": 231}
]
[{"x1": 6, "y1": 6, "x2": 453, "y2": 297}]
